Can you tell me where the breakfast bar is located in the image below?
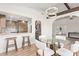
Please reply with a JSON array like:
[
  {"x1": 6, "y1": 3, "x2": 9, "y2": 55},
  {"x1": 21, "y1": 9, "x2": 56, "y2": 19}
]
[{"x1": 0, "y1": 33, "x2": 32, "y2": 53}]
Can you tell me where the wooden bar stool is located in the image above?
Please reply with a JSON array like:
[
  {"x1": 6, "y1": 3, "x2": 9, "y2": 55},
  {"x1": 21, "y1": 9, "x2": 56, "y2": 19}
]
[
  {"x1": 22, "y1": 36, "x2": 31, "y2": 49},
  {"x1": 6, "y1": 37, "x2": 18, "y2": 54}
]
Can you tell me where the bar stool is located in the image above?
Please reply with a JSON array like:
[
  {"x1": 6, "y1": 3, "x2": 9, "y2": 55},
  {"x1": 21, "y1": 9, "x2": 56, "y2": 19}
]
[
  {"x1": 6, "y1": 37, "x2": 18, "y2": 54},
  {"x1": 22, "y1": 36, "x2": 31, "y2": 49}
]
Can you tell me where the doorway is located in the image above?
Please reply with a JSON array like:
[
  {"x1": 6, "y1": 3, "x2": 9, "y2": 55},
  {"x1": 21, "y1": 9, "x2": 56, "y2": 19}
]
[{"x1": 35, "y1": 20, "x2": 41, "y2": 40}]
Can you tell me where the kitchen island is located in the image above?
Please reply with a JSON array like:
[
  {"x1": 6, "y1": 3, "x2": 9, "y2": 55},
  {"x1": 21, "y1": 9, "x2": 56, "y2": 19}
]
[{"x1": 0, "y1": 33, "x2": 34, "y2": 53}]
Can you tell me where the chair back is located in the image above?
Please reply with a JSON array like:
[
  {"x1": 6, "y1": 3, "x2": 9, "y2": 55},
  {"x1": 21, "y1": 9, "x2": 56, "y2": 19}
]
[
  {"x1": 35, "y1": 40, "x2": 46, "y2": 50},
  {"x1": 39, "y1": 35, "x2": 47, "y2": 42}
]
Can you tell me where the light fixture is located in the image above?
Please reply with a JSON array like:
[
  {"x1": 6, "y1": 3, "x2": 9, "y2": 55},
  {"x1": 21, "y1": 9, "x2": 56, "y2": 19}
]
[
  {"x1": 45, "y1": 7, "x2": 58, "y2": 19},
  {"x1": 45, "y1": 7, "x2": 58, "y2": 16},
  {"x1": 69, "y1": 15, "x2": 73, "y2": 20},
  {"x1": 22, "y1": 20, "x2": 25, "y2": 23},
  {"x1": 69, "y1": 15, "x2": 77, "y2": 20}
]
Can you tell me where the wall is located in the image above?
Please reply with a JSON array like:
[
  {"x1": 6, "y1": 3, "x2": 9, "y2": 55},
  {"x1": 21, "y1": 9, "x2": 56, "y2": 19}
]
[
  {"x1": 41, "y1": 11, "x2": 79, "y2": 39},
  {"x1": 0, "y1": 4, "x2": 56, "y2": 40},
  {"x1": 0, "y1": 4, "x2": 46, "y2": 40},
  {"x1": 41, "y1": 17, "x2": 57, "y2": 39},
  {"x1": 53, "y1": 16, "x2": 79, "y2": 37},
  {"x1": 41, "y1": 20, "x2": 53, "y2": 39},
  {"x1": 0, "y1": 4, "x2": 79, "y2": 41}
]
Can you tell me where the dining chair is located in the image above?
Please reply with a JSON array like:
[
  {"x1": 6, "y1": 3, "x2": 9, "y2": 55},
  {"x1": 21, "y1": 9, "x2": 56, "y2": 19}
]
[
  {"x1": 56, "y1": 47, "x2": 73, "y2": 56},
  {"x1": 71, "y1": 41, "x2": 79, "y2": 56},
  {"x1": 35, "y1": 40, "x2": 54, "y2": 56}
]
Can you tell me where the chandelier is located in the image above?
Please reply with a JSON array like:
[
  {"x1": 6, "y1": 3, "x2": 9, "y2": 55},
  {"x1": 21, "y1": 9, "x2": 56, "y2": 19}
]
[{"x1": 45, "y1": 7, "x2": 58, "y2": 19}]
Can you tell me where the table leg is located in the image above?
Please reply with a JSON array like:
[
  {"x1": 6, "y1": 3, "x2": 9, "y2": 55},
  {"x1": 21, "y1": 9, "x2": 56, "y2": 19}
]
[{"x1": 58, "y1": 42, "x2": 61, "y2": 48}]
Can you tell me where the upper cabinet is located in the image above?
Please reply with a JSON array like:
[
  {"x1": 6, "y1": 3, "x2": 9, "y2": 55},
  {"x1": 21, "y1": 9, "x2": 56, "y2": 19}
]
[
  {"x1": 6, "y1": 20, "x2": 28, "y2": 33},
  {"x1": 0, "y1": 14, "x2": 6, "y2": 28},
  {"x1": 0, "y1": 13, "x2": 32, "y2": 33},
  {"x1": 18, "y1": 20, "x2": 28, "y2": 33}
]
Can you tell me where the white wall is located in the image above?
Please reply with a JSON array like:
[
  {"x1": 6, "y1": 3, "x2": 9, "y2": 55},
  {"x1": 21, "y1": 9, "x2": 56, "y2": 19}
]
[
  {"x1": 0, "y1": 4, "x2": 79, "y2": 40},
  {"x1": 41, "y1": 20, "x2": 53, "y2": 39},
  {"x1": 41, "y1": 16, "x2": 57, "y2": 39},
  {"x1": 41, "y1": 11, "x2": 79, "y2": 39},
  {"x1": 53, "y1": 16, "x2": 79, "y2": 37},
  {"x1": 0, "y1": 4, "x2": 46, "y2": 40},
  {"x1": 0, "y1": 4, "x2": 56, "y2": 40}
]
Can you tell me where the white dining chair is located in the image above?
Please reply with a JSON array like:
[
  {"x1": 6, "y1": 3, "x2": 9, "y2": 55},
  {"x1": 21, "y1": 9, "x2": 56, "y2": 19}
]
[
  {"x1": 35, "y1": 40, "x2": 54, "y2": 56},
  {"x1": 75, "y1": 41, "x2": 79, "y2": 49},
  {"x1": 71, "y1": 42, "x2": 79, "y2": 56},
  {"x1": 56, "y1": 47, "x2": 73, "y2": 56},
  {"x1": 39, "y1": 35, "x2": 47, "y2": 42}
]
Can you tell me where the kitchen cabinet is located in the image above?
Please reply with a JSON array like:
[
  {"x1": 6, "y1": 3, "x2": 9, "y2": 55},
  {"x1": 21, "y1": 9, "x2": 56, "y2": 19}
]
[
  {"x1": 6, "y1": 20, "x2": 28, "y2": 33},
  {"x1": 6, "y1": 20, "x2": 17, "y2": 33},
  {"x1": 0, "y1": 15, "x2": 6, "y2": 28},
  {"x1": 18, "y1": 21, "x2": 28, "y2": 33}
]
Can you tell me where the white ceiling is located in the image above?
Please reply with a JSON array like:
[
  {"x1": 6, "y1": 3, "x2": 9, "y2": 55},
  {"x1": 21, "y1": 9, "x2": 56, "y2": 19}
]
[
  {"x1": 0, "y1": 3, "x2": 79, "y2": 13},
  {"x1": 4, "y1": 3, "x2": 67, "y2": 12},
  {"x1": 21, "y1": 3, "x2": 67, "y2": 12},
  {"x1": 0, "y1": 3, "x2": 79, "y2": 20},
  {"x1": 23, "y1": 3, "x2": 79, "y2": 12},
  {"x1": 1, "y1": 3, "x2": 79, "y2": 13}
]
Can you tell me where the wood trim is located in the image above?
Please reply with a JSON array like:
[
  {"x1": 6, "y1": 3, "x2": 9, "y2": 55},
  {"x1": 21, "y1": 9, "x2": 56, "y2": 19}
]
[
  {"x1": 57, "y1": 6, "x2": 79, "y2": 16},
  {"x1": 47, "y1": 6, "x2": 79, "y2": 17},
  {"x1": 64, "y1": 3, "x2": 70, "y2": 9}
]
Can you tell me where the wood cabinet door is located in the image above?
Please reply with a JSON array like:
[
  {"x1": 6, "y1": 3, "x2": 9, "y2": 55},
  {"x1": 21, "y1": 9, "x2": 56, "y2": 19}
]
[
  {"x1": 18, "y1": 21, "x2": 28, "y2": 33},
  {"x1": 0, "y1": 17, "x2": 6, "y2": 28},
  {"x1": 0, "y1": 15, "x2": 6, "y2": 28}
]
